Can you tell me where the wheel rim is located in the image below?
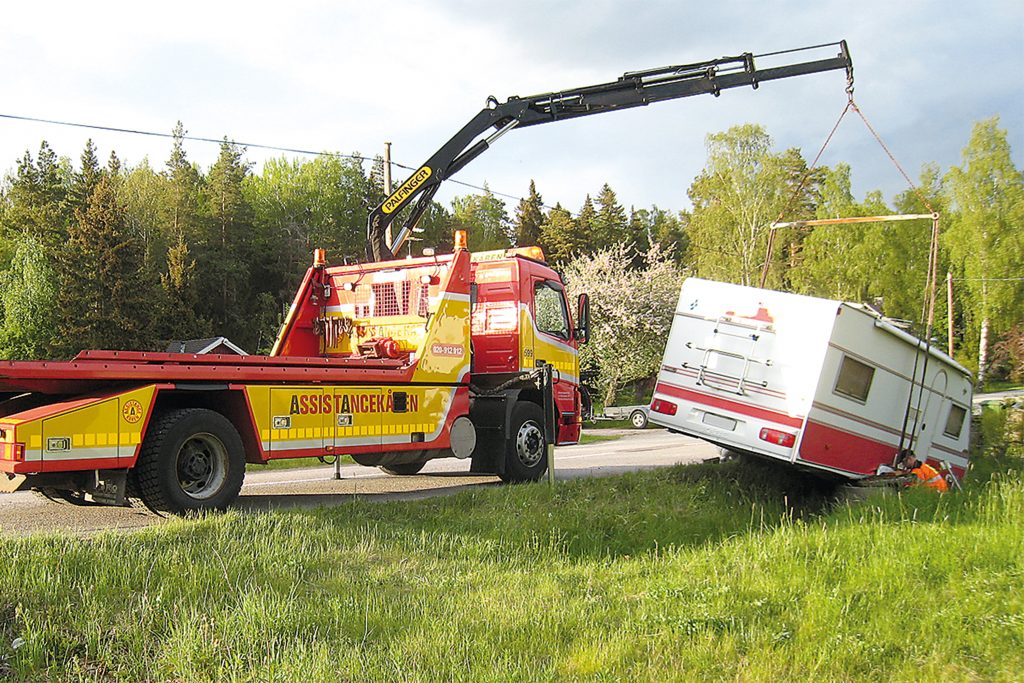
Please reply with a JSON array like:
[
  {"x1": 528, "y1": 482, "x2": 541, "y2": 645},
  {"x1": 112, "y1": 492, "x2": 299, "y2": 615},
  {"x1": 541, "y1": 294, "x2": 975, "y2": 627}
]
[
  {"x1": 515, "y1": 420, "x2": 545, "y2": 468},
  {"x1": 176, "y1": 432, "x2": 229, "y2": 500},
  {"x1": 631, "y1": 412, "x2": 646, "y2": 427}
]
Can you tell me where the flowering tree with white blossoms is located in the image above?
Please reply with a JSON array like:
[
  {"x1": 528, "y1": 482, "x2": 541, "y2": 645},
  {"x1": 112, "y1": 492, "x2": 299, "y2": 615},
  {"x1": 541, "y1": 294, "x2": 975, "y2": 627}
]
[{"x1": 562, "y1": 243, "x2": 687, "y2": 408}]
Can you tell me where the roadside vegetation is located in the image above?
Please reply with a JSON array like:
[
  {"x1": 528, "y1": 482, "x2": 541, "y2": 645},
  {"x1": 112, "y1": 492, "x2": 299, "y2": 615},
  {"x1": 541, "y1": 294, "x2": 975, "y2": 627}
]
[{"x1": 0, "y1": 409, "x2": 1020, "y2": 681}]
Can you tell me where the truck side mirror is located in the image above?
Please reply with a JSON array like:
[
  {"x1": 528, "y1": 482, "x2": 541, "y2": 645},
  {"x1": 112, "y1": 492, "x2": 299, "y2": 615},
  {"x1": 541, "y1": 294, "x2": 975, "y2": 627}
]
[{"x1": 576, "y1": 293, "x2": 590, "y2": 344}]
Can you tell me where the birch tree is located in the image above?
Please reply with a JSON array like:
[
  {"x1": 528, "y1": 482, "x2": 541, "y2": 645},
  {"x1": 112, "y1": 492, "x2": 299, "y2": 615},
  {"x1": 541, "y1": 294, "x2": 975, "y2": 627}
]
[
  {"x1": 945, "y1": 117, "x2": 1024, "y2": 385},
  {"x1": 686, "y1": 125, "x2": 805, "y2": 287}
]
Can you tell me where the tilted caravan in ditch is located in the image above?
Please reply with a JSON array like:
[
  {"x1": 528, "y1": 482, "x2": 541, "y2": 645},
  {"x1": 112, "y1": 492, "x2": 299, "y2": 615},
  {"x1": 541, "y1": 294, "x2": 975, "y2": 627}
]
[{"x1": 649, "y1": 278, "x2": 972, "y2": 480}]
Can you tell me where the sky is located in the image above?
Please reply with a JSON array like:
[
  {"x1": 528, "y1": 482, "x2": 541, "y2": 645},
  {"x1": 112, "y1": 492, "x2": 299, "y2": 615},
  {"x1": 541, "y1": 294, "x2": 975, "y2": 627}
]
[{"x1": 1, "y1": 0, "x2": 1021, "y2": 216}]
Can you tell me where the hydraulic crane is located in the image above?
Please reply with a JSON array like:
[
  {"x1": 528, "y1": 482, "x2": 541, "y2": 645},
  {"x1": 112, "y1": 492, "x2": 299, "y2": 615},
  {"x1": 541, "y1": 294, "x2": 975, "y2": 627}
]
[{"x1": 366, "y1": 41, "x2": 853, "y2": 261}]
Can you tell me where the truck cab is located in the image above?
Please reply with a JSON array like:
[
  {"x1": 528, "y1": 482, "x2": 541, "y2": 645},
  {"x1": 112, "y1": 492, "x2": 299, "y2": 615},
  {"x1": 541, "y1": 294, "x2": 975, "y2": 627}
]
[{"x1": 470, "y1": 247, "x2": 586, "y2": 445}]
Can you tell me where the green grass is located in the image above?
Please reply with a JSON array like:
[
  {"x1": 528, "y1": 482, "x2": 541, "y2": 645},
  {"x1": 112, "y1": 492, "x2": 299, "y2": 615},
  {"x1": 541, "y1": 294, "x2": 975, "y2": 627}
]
[
  {"x1": 577, "y1": 433, "x2": 623, "y2": 445},
  {"x1": 585, "y1": 419, "x2": 651, "y2": 430},
  {"x1": 1, "y1": 444, "x2": 1021, "y2": 679},
  {"x1": 981, "y1": 380, "x2": 1024, "y2": 393}
]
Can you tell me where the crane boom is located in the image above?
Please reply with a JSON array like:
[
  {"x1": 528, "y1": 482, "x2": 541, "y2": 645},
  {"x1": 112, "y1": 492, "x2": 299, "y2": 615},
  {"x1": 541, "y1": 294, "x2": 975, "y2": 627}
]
[{"x1": 367, "y1": 40, "x2": 853, "y2": 260}]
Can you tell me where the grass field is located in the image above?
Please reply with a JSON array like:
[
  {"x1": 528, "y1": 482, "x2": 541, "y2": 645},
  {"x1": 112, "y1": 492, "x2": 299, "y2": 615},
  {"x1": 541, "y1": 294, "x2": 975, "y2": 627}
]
[{"x1": 0, "y1": 426, "x2": 1020, "y2": 680}]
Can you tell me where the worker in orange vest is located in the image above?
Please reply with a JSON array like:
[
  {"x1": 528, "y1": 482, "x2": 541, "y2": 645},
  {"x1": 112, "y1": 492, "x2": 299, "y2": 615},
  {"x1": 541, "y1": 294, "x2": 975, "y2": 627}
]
[{"x1": 898, "y1": 450, "x2": 949, "y2": 492}]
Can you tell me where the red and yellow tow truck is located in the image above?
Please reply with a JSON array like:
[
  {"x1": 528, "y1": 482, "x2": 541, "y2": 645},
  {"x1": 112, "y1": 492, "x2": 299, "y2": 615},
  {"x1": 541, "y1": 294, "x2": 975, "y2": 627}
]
[{"x1": 0, "y1": 42, "x2": 852, "y2": 512}]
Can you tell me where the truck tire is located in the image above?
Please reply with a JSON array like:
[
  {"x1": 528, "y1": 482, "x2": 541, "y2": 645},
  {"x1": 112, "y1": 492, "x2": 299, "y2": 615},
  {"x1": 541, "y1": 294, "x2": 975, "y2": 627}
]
[
  {"x1": 630, "y1": 409, "x2": 649, "y2": 429},
  {"x1": 380, "y1": 462, "x2": 426, "y2": 476},
  {"x1": 132, "y1": 408, "x2": 245, "y2": 514},
  {"x1": 500, "y1": 402, "x2": 548, "y2": 483}
]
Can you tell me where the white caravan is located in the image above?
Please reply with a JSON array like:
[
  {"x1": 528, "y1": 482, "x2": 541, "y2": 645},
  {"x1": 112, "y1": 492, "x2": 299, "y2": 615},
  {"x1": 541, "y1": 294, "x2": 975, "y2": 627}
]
[{"x1": 649, "y1": 278, "x2": 972, "y2": 480}]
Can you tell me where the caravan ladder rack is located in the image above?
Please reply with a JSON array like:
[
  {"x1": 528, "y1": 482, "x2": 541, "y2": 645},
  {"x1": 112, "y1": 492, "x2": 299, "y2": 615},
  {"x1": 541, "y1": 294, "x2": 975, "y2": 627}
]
[{"x1": 683, "y1": 316, "x2": 774, "y2": 396}]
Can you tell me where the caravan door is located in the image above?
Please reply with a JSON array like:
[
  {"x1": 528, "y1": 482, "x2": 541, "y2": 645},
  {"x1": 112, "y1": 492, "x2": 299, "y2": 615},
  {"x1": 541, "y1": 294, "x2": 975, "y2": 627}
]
[{"x1": 914, "y1": 369, "x2": 947, "y2": 461}]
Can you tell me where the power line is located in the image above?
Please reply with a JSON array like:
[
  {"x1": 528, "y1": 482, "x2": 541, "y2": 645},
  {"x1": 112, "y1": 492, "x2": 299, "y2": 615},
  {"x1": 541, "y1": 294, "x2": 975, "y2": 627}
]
[{"x1": 0, "y1": 112, "x2": 546, "y2": 208}]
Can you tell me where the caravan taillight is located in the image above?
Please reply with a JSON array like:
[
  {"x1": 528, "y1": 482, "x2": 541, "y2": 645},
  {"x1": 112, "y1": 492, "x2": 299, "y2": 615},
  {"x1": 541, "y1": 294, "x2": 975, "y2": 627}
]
[
  {"x1": 651, "y1": 399, "x2": 678, "y2": 416},
  {"x1": 759, "y1": 428, "x2": 796, "y2": 448}
]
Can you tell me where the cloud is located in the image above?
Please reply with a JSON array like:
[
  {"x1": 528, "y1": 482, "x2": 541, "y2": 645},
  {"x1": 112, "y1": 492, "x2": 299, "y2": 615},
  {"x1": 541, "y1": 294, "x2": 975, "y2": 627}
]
[{"x1": 1, "y1": 0, "x2": 1020, "y2": 213}]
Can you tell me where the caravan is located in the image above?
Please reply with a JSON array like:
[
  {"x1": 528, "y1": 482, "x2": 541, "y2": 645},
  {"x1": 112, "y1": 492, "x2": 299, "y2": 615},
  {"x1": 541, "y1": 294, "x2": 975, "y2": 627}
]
[{"x1": 649, "y1": 278, "x2": 972, "y2": 480}]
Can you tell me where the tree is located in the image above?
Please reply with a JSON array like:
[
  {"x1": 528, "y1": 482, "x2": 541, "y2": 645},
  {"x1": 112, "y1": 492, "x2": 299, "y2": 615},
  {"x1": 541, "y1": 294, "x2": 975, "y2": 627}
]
[
  {"x1": 789, "y1": 163, "x2": 864, "y2": 300},
  {"x1": 0, "y1": 235, "x2": 60, "y2": 359},
  {"x1": 562, "y1": 243, "x2": 686, "y2": 407},
  {"x1": 55, "y1": 176, "x2": 156, "y2": 355},
  {"x1": 450, "y1": 185, "x2": 510, "y2": 251},
  {"x1": 69, "y1": 139, "x2": 103, "y2": 211},
  {"x1": 538, "y1": 202, "x2": 584, "y2": 264},
  {"x1": 686, "y1": 125, "x2": 795, "y2": 287},
  {"x1": 513, "y1": 180, "x2": 544, "y2": 247},
  {"x1": 628, "y1": 205, "x2": 687, "y2": 264},
  {"x1": 945, "y1": 117, "x2": 1024, "y2": 385},
  {"x1": 593, "y1": 183, "x2": 628, "y2": 249},
  {"x1": 203, "y1": 139, "x2": 254, "y2": 342},
  {"x1": 0, "y1": 142, "x2": 72, "y2": 247},
  {"x1": 154, "y1": 234, "x2": 211, "y2": 343},
  {"x1": 162, "y1": 122, "x2": 205, "y2": 245}
]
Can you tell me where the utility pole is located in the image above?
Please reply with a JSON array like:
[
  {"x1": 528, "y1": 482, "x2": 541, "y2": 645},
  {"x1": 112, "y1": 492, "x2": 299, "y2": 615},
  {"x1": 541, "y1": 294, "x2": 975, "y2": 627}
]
[
  {"x1": 947, "y1": 271, "x2": 955, "y2": 357},
  {"x1": 383, "y1": 142, "x2": 393, "y2": 248}
]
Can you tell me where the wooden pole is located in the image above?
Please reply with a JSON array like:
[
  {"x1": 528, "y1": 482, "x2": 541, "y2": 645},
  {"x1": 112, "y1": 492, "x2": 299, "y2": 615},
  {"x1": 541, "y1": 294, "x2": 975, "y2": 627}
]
[
  {"x1": 383, "y1": 142, "x2": 393, "y2": 247},
  {"x1": 947, "y1": 271, "x2": 955, "y2": 357}
]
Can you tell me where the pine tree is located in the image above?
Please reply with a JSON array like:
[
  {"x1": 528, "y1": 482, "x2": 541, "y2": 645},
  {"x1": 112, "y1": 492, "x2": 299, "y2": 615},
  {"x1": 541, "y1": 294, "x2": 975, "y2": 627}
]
[
  {"x1": 70, "y1": 139, "x2": 103, "y2": 211},
  {"x1": 539, "y1": 202, "x2": 585, "y2": 264},
  {"x1": 163, "y1": 122, "x2": 205, "y2": 244},
  {"x1": 0, "y1": 142, "x2": 72, "y2": 247},
  {"x1": 156, "y1": 234, "x2": 211, "y2": 342},
  {"x1": 594, "y1": 183, "x2": 627, "y2": 249},
  {"x1": 55, "y1": 176, "x2": 155, "y2": 355},
  {"x1": 513, "y1": 180, "x2": 544, "y2": 247},
  {"x1": 203, "y1": 138, "x2": 254, "y2": 343}
]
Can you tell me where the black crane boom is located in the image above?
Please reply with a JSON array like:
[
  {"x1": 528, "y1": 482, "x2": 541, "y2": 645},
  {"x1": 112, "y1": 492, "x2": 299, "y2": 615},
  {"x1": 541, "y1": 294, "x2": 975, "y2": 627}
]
[{"x1": 367, "y1": 41, "x2": 853, "y2": 261}]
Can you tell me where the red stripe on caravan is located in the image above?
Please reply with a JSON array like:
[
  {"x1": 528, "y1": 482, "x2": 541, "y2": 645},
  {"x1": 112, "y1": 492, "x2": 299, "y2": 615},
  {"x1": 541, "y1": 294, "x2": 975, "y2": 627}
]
[
  {"x1": 798, "y1": 420, "x2": 896, "y2": 475},
  {"x1": 653, "y1": 381, "x2": 803, "y2": 429}
]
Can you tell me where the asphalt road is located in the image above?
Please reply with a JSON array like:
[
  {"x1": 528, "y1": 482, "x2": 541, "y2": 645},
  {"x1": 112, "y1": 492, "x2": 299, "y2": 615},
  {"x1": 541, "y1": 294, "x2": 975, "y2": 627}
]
[{"x1": 0, "y1": 429, "x2": 717, "y2": 537}]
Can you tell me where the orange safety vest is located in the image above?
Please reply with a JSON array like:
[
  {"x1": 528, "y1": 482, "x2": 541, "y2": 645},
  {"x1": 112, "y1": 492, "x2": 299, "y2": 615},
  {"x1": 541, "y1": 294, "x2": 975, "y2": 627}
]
[{"x1": 912, "y1": 462, "x2": 948, "y2": 492}]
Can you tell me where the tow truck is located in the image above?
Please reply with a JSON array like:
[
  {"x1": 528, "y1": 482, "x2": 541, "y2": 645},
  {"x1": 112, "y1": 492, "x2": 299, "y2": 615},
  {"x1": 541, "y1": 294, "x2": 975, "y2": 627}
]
[{"x1": 0, "y1": 42, "x2": 853, "y2": 513}]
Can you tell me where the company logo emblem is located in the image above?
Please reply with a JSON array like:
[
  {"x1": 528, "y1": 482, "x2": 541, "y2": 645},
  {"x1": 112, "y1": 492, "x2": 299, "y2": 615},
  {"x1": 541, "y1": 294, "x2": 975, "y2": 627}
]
[
  {"x1": 122, "y1": 400, "x2": 144, "y2": 424},
  {"x1": 382, "y1": 166, "x2": 432, "y2": 214},
  {"x1": 431, "y1": 343, "x2": 464, "y2": 357}
]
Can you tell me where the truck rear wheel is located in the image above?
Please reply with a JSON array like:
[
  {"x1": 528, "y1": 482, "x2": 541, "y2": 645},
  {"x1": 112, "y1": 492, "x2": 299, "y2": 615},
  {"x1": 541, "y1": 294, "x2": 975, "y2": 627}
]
[
  {"x1": 500, "y1": 402, "x2": 548, "y2": 483},
  {"x1": 380, "y1": 462, "x2": 426, "y2": 476},
  {"x1": 132, "y1": 408, "x2": 245, "y2": 514}
]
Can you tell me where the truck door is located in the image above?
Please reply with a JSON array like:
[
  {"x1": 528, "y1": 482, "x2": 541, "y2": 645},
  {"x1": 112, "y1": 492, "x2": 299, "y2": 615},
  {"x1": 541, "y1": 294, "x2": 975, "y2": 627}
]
[{"x1": 530, "y1": 278, "x2": 581, "y2": 444}]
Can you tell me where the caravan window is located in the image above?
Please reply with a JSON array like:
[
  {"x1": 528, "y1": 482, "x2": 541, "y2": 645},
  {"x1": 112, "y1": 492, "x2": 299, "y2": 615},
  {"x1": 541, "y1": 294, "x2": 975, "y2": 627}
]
[
  {"x1": 943, "y1": 404, "x2": 967, "y2": 438},
  {"x1": 833, "y1": 356, "x2": 875, "y2": 403}
]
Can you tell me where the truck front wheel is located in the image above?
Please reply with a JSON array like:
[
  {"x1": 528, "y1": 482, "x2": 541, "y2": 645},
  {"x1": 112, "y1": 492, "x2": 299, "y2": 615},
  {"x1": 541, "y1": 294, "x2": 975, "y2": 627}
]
[
  {"x1": 132, "y1": 408, "x2": 245, "y2": 514},
  {"x1": 500, "y1": 402, "x2": 548, "y2": 483}
]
